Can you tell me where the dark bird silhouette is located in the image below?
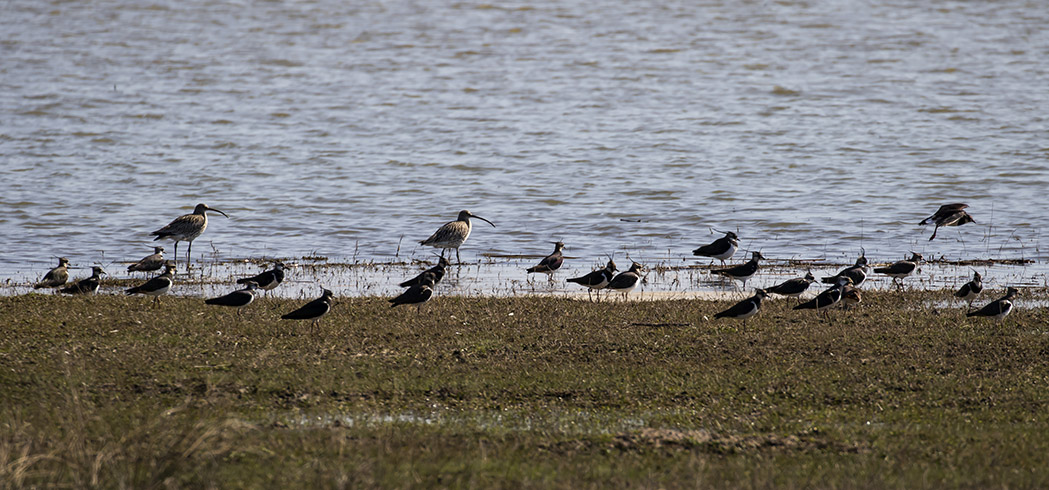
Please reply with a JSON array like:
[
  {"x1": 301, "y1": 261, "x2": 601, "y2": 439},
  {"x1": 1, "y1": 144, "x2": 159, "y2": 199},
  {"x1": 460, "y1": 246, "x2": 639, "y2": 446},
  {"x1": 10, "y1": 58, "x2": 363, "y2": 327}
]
[
  {"x1": 60, "y1": 266, "x2": 105, "y2": 295},
  {"x1": 919, "y1": 203, "x2": 974, "y2": 241},
  {"x1": 954, "y1": 271, "x2": 983, "y2": 309},
  {"x1": 399, "y1": 257, "x2": 451, "y2": 288},
  {"x1": 712, "y1": 251, "x2": 765, "y2": 289},
  {"x1": 692, "y1": 231, "x2": 738, "y2": 265},
  {"x1": 874, "y1": 253, "x2": 923, "y2": 290},
  {"x1": 34, "y1": 257, "x2": 70, "y2": 290},
  {"x1": 567, "y1": 259, "x2": 617, "y2": 301},
  {"x1": 527, "y1": 242, "x2": 565, "y2": 275},
  {"x1": 237, "y1": 262, "x2": 285, "y2": 291},
  {"x1": 126, "y1": 262, "x2": 176, "y2": 304},
  {"x1": 794, "y1": 277, "x2": 851, "y2": 314},
  {"x1": 282, "y1": 288, "x2": 334, "y2": 331},
  {"x1": 606, "y1": 262, "x2": 645, "y2": 299},
  {"x1": 205, "y1": 282, "x2": 257, "y2": 313},
  {"x1": 966, "y1": 287, "x2": 1019, "y2": 323},
  {"x1": 767, "y1": 272, "x2": 816, "y2": 301},
  {"x1": 127, "y1": 246, "x2": 165, "y2": 274},
  {"x1": 714, "y1": 289, "x2": 769, "y2": 329},
  {"x1": 822, "y1": 255, "x2": 869, "y2": 286},
  {"x1": 390, "y1": 272, "x2": 435, "y2": 309}
]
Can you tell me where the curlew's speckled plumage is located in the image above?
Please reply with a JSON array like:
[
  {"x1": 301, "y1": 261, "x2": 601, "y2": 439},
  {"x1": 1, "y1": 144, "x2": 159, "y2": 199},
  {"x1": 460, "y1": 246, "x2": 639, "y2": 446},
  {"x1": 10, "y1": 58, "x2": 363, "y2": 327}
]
[
  {"x1": 419, "y1": 210, "x2": 494, "y2": 263},
  {"x1": 34, "y1": 257, "x2": 70, "y2": 290},
  {"x1": 151, "y1": 203, "x2": 228, "y2": 268}
]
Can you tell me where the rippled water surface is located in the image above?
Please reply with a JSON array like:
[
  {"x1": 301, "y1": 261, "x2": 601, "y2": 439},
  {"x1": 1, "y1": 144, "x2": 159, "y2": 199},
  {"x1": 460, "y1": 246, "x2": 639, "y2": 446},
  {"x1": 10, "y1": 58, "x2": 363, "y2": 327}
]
[{"x1": 2, "y1": 0, "x2": 1047, "y2": 292}]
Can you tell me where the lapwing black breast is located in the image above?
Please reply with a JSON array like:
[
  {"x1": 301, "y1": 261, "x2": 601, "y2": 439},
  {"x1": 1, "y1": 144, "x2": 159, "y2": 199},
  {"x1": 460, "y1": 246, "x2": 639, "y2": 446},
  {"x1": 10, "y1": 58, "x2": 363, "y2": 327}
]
[
  {"x1": 237, "y1": 262, "x2": 285, "y2": 291},
  {"x1": 966, "y1": 287, "x2": 1018, "y2": 321},
  {"x1": 714, "y1": 289, "x2": 768, "y2": 325},
  {"x1": 767, "y1": 272, "x2": 815, "y2": 297},
  {"x1": 60, "y1": 266, "x2": 105, "y2": 295},
  {"x1": 205, "y1": 282, "x2": 258, "y2": 309},
  {"x1": 399, "y1": 257, "x2": 450, "y2": 288},
  {"x1": 283, "y1": 289, "x2": 334, "y2": 321},
  {"x1": 527, "y1": 242, "x2": 565, "y2": 274},
  {"x1": 567, "y1": 260, "x2": 617, "y2": 290},
  {"x1": 954, "y1": 271, "x2": 983, "y2": 306},
  {"x1": 692, "y1": 232, "x2": 738, "y2": 263},
  {"x1": 793, "y1": 278, "x2": 850, "y2": 312},
  {"x1": 606, "y1": 262, "x2": 644, "y2": 294},
  {"x1": 390, "y1": 272, "x2": 435, "y2": 308},
  {"x1": 126, "y1": 263, "x2": 176, "y2": 300},
  {"x1": 873, "y1": 253, "x2": 922, "y2": 278},
  {"x1": 35, "y1": 257, "x2": 70, "y2": 289},
  {"x1": 712, "y1": 251, "x2": 764, "y2": 286},
  {"x1": 822, "y1": 256, "x2": 868, "y2": 286}
]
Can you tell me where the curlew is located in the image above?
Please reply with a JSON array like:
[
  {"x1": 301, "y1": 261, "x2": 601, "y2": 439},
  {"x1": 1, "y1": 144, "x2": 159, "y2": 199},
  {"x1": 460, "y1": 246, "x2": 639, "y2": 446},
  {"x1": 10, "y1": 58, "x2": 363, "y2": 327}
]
[
  {"x1": 419, "y1": 210, "x2": 494, "y2": 264},
  {"x1": 151, "y1": 203, "x2": 229, "y2": 268},
  {"x1": 34, "y1": 257, "x2": 70, "y2": 291}
]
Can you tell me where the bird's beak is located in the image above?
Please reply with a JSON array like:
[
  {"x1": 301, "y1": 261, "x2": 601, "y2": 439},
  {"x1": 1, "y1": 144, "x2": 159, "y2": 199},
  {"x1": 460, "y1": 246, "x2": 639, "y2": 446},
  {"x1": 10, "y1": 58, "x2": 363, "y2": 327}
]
[
  {"x1": 208, "y1": 206, "x2": 230, "y2": 218},
  {"x1": 472, "y1": 214, "x2": 495, "y2": 228}
]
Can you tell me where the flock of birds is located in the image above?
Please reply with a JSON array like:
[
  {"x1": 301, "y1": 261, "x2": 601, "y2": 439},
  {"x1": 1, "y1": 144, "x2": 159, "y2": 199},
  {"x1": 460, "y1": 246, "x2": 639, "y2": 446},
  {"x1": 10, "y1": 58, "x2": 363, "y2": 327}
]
[{"x1": 29, "y1": 202, "x2": 1021, "y2": 328}]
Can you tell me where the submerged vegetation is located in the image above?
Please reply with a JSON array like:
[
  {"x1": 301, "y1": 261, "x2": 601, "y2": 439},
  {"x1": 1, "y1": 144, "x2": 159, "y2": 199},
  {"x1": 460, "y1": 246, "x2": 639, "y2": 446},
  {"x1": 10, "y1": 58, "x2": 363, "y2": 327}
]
[{"x1": 2, "y1": 290, "x2": 1049, "y2": 488}]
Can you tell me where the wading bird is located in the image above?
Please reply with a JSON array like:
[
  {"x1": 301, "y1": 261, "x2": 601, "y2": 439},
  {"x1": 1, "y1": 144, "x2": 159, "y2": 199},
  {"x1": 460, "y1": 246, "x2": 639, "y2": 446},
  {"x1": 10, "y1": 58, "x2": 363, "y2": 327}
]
[
  {"x1": 419, "y1": 210, "x2": 495, "y2": 263},
  {"x1": 793, "y1": 277, "x2": 851, "y2": 315},
  {"x1": 282, "y1": 288, "x2": 334, "y2": 332},
  {"x1": 606, "y1": 262, "x2": 645, "y2": 300},
  {"x1": 34, "y1": 257, "x2": 70, "y2": 291},
  {"x1": 714, "y1": 288, "x2": 769, "y2": 329},
  {"x1": 712, "y1": 251, "x2": 765, "y2": 290},
  {"x1": 954, "y1": 270, "x2": 983, "y2": 310},
  {"x1": 874, "y1": 253, "x2": 923, "y2": 291},
  {"x1": 566, "y1": 258, "x2": 617, "y2": 301},
  {"x1": 966, "y1": 287, "x2": 1018, "y2": 323},
  {"x1": 692, "y1": 231, "x2": 738, "y2": 266},
  {"x1": 60, "y1": 266, "x2": 105, "y2": 295},
  {"x1": 822, "y1": 254, "x2": 869, "y2": 287},
  {"x1": 526, "y1": 242, "x2": 565, "y2": 277},
  {"x1": 237, "y1": 262, "x2": 285, "y2": 292},
  {"x1": 919, "y1": 203, "x2": 974, "y2": 241},
  {"x1": 127, "y1": 246, "x2": 165, "y2": 274},
  {"x1": 205, "y1": 281, "x2": 257, "y2": 314},
  {"x1": 126, "y1": 262, "x2": 176, "y2": 305},
  {"x1": 390, "y1": 272, "x2": 435, "y2": 309},
  {"x1": 400, "y1": 257, "x2": 451, "y2": 288},
  {"x1": 151, "y1": 203, "x2": 229, "y2": 268},
  {"x1": 766, "y1": 272, "x2": 815, "y2": 304}
]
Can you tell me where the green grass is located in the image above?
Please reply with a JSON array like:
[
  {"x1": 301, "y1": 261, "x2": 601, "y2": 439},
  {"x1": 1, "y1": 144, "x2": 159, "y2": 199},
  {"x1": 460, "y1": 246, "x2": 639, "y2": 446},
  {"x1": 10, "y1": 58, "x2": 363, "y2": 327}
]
[{"x1": 2, "y1": 290, "x2": 1049, "y2": 488}]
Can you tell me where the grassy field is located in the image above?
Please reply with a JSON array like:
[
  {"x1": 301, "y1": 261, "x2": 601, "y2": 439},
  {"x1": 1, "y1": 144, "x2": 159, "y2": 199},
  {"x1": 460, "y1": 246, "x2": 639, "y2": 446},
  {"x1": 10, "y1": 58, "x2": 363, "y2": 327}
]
[{"x1": 2, "y1": 289, "x2": 1048, "y2": 488}]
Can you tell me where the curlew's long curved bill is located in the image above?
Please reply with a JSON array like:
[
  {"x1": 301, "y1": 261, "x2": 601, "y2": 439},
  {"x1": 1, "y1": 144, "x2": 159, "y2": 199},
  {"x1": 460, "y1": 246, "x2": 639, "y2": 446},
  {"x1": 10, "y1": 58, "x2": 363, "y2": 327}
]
[
  {"x1": 206, "y1": 206, "x2": 230, "y2": 218},
  {"x1": 472, "y1": 214, "x2": 495, "y2": 228}
]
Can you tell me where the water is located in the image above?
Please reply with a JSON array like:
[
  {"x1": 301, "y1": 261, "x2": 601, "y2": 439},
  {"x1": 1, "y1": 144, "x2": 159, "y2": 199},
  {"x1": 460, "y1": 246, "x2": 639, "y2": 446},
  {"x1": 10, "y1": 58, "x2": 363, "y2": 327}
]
[{"x1": 2, "y1": 0, "x2": 1047, "y2": 295}]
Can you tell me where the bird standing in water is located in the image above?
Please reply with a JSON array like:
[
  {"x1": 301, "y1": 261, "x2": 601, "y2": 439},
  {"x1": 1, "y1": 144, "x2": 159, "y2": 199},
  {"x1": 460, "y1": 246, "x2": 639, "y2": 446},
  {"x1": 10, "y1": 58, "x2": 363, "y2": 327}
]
[
  {"x1": 419, "y1": 210, "x2": 495, "y2": 264},
  {"x1": 151, "y1": 203, "x2": 229, "y2": 269}
]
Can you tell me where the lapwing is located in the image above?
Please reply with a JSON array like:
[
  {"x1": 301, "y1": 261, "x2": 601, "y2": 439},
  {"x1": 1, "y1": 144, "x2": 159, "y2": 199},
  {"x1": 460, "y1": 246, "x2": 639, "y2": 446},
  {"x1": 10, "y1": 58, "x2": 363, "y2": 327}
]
[
  {"x1": 237, "y1": 262, "x2": 285, "y2": 292},
  {"x1": 874, "y1": 253, "x2": 923, "y2": 291},
  {"x1": 919, "y1": 203, "x2": 974, "y2": 241},
  {"x1": 127, "y1": 246, "x2": 165, "y2": 274},
  {"x1": 766, "y1": 272, "x2": 815, "y2": 303},
  {"x1": 840, "y1": 282, "x2": 862, "y2": 310},
  {"x1": 60, "y1": 266, "x2": 105, "y2": 295},
  {"x1": 567, "y1": 259, "x2": 617, "y2": 301},
  {"x1": 692, "y1": 231, "x2": 738, "y2": 265},
  {"x1": 793, "y1": 277, "x2": 851, "y2": 314},
  {"x1": 419, "y1": 210, "x2": 495, "y2": 263},
  {"x1": 966, "y1": 287, "x2": 1019, "y2": 323},
  {"x1": 34, "y1": 257, "x2": 70, "y2": 291},
  {"x1": 954, "y1": 270, "x2": 983, "y2": 310},
  {"x1": 399, "y1": 256, "x2": 451, "y2": 288},
  {"x1": 714, "y1": 288, "x2": 769, "y2": 329},
  {"x1": 282, "y1": 288, "x2": 334, "y2": 332},
  {"x1": 526, "y1": 241, "x2": 565, "y2": 276},
  {"x1": 151, "y1": 203, "x2": 229, "y2": 269},
  {"x1": 606, "y1": 262, "x2": 645, "y2": 300},
  {"x1": 390, "y1": 272, "x2": 435, "y2": 309},
  {"x1": 822, "y1": 255, "x2": 869, "y2": 287},
  {"x1": 711, "y1": 251, "x2": 765, "y2": 290},
  {"x1": 125, "y1": 262, "x2": 176, "y2": 305},
  {"x1": 205, "y1": 281, "x2": 258, "y2": 314}
]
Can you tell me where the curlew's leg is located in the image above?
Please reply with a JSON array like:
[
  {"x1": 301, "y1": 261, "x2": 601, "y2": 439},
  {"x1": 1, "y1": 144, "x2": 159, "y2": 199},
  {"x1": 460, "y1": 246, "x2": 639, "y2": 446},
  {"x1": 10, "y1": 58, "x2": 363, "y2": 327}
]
[
  {"x1": 173, "y1": 241, "x2": 180, "y2": 268},
  {"x1": 186, "y1": 240, "x2": 193, "y2": 269},
  {"x1": 456, "y1": 248, "x2": 462, "y2": 264}
]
